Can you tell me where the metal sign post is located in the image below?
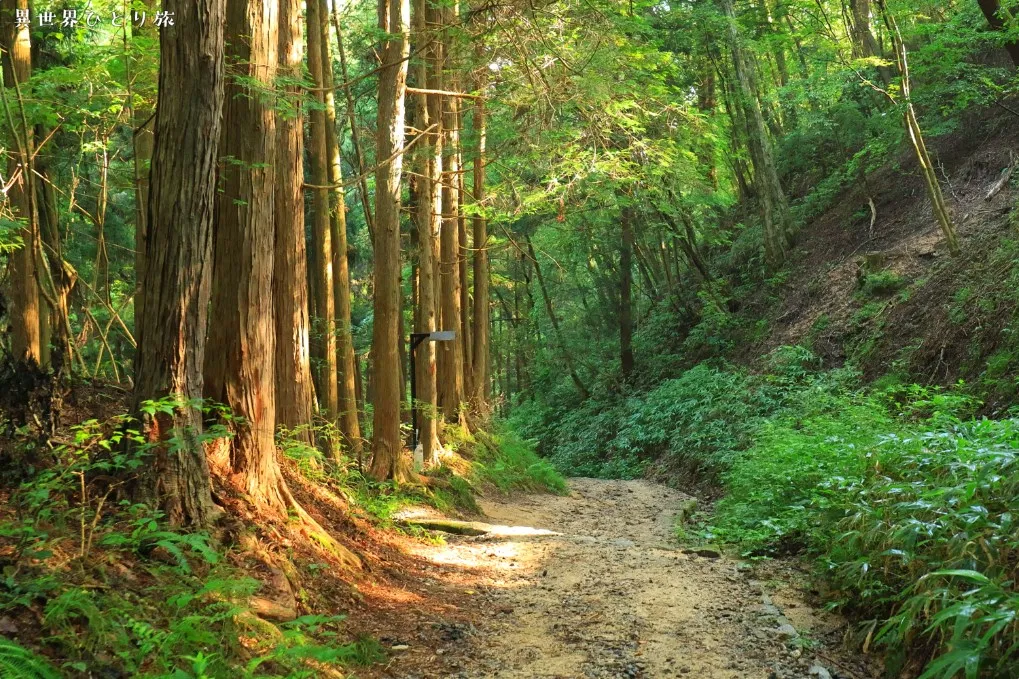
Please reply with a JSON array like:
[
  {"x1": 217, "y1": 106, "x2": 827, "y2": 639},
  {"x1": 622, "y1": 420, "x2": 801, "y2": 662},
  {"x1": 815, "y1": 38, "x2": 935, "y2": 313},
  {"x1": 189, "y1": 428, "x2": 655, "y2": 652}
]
[{"x1": 409, "y1": 330, "x2": 455, "y2": 452}]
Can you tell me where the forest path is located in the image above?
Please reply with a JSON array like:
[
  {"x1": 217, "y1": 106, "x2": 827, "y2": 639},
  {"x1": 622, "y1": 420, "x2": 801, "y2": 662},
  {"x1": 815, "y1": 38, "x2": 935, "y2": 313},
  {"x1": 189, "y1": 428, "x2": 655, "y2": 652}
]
[{"x1": 390, "y1": 478, "x2": 878, "y2": 679}]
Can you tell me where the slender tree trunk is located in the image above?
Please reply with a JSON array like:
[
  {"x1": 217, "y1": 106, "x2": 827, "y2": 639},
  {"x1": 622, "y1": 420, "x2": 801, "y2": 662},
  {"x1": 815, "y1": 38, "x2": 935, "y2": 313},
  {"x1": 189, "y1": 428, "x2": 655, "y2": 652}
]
[
  {"x1": 132, "y1": 0, "x2": 157, "y2": 330},
  {"x1": 370, "y1": 0, "x2": 412, "y2": 481},
  {"x1": 471, "y1": 82, "x2": 490, "y2": 413},
  {"x1": 620, "y1": 205, "x2": 635, "y2": 380},
  {"x1": 204, "y1": 0, "x2": 284, "y2": 510},
  {"x1": 458, "y1": 157, "x2": 472, "y2": 397},
  {"x1": 437, "y1": 92, "x2": 466, "y2": 420},
  {"x1": 332, "y1": 6, "x2": 375, "y2": 237},
  {"x1": 1, "y1": 0, "x2": 40, "y2": 364},
  {"x1": 33, "y1": 123, "x2": 75, "y2": 374},
  {"x1": 526, "y1": 235, "x2": 590, "y2": 400},
  {"x1": 877, "y1": 1, "x2": 961, "y2": 255},
  {"x1": 274, "y1": 0, "x2": 315, "y2": 444},
  {"x1": 132, "y1": 0, "x2": 225, "y2": 527},
  {"x1": 317, "y1": 0, "x2": 363, "y2": 461},
  {"x1": 412, "y1": 0, "x2": 440, "y2": 465},
  {"x1": 306, "y1": 0, "x2": 339, "y2": 420},
  {"x1": 719, "y1": 0, "x2": 792, "y2": 268}
]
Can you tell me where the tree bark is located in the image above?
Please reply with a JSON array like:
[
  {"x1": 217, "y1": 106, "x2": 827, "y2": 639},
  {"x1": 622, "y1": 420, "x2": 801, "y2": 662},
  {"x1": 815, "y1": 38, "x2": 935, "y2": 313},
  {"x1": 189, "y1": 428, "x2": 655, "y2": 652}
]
[
  {"x1": 370, "y1": 0, "x2": 412, "y2": 481},
  {"x1": 1, "y1": 0, "x2": 40, "y2": 364},
  {"x1": 204, "y1": 0, "x2": 284, "y2": 510},
  {"x1": 317, "y1": 0, "x2": 363, "y2": 461},
  {"x1": 306, "y1": 0, "x2": 339, "y2": 421},
  {"x1": 132, "y1": 0, "x2": 225, "y2": 527},
  {"x1": 274, "y1": 0, "x2": 315, "y2": 444},
  {"x1": 411, "y1": 0, "x2": 441, "y2": 465},
  {"x1": 132, "y1": 0, "x2": 157, "y2": 331},
  {"x1": 470, "y1": 78, "x2": 490, "y2": 414},
  {"x1": 437, "y1": 14, "x2": 466, "y2": 422},
  {"x1": 877, "y1": 1, "x2": 961, "y2": 255}
]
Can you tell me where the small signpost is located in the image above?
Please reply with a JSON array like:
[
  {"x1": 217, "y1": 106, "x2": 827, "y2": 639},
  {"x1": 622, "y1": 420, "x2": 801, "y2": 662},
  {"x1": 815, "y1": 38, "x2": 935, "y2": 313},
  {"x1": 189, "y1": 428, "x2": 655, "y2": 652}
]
[{"x1": 409, "y1": 330, "x2": 455, "y2": 454}]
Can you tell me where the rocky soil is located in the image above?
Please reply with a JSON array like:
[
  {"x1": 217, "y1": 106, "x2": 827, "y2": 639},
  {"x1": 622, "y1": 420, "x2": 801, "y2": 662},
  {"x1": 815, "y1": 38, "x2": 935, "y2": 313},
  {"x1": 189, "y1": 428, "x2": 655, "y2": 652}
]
[{"x1": 380, "y1": 478, "x2": 883, "y2": 679}]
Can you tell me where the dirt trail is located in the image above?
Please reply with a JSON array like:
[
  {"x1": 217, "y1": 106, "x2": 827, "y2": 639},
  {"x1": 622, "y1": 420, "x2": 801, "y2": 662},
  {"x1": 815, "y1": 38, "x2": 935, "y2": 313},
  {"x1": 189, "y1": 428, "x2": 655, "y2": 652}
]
[{"x1": 387, "y1": 479, "x2": 880, "y2": 679}]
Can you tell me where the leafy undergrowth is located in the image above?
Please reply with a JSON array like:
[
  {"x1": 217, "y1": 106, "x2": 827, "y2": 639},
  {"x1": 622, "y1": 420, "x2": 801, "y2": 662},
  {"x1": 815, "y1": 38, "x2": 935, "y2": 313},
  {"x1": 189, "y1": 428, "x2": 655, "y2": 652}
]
[
  {"x1": 701, "y1": 376, "x2": 1019, "y2": 678},
  {"x1": 0, "y1": 398, "x2": 555, "y2": 678},
  {"x1": 0, "y1": 413, "x2": 389, "y2": 678},
  {"x1": 469, "y1": 427, "x2": 568, "y2": 495}
]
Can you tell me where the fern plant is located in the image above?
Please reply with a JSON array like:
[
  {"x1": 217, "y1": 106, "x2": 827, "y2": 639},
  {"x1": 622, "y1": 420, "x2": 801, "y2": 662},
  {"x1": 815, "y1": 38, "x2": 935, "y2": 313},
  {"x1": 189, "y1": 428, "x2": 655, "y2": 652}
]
[{"x1": 0, "y1": 639, "x2": 61, "y2": 679}]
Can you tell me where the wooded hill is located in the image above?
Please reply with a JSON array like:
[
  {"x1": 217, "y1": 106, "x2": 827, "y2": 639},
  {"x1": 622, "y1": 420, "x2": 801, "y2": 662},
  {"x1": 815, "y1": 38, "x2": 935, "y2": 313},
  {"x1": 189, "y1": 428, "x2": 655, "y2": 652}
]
[{"x1": 2, "y1": 0, "x2": 1019, "y2": 676}]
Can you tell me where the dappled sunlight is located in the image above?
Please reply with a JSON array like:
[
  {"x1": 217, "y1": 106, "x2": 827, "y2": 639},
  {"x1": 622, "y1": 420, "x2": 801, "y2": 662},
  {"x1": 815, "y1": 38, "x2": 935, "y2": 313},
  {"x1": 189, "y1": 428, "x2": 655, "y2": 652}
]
[{"x1": 414, "y1": 527, "x2": 558, "y2": 579}]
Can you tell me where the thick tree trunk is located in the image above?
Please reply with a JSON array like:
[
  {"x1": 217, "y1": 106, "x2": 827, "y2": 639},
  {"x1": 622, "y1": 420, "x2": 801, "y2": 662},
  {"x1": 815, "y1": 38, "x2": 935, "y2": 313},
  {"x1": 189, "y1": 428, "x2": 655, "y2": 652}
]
[
  {"x1": 471, "y1": 84, "x2": 490, "y2": 413},
  {"x1": 620, "y1": 205, "x2": 635, "y2": 380},
  {"x1": 719, "y1": 0, "x2": 792, "y2": 268},
  {"x1": 977, "y1": 0, "x2": 1019, "y2": 66},
  {"x1": 306, "y1": 0, "x2": 339, "y2": 420},
  {"x1": 132, "y1": 0, "x2": 225, "y2": 527},
  {"x1": 370, "y1": 0, "x2": 412, "y2": 481},
  {"x1": 274, "y1": 0, "x2": 315, "y2": 444},
  {"x1": 204, "y1": 0, "x2": 283, "y2": 510},
  {"x1": 317, "y1": 0, "x2": 363, "y2": 461},
  {"x1": 1, "y1": 0, "x2": 40, "y2": 365}
]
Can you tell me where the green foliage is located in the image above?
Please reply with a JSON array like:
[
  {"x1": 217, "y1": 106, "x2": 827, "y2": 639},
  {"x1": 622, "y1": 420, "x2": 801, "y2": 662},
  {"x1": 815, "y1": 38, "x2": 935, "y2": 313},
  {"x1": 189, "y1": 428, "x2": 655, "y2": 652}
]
[
  {"x1": 0, "y1": 406, "x2": 383, "y2": 678},
  {"x1": 702, "y1": 379, "x2": 1019, "y2": 677},
  {"x1": 472, "y1": 428, "x2": 567, "y2": 494},
  {"x1": 859, "y1": 270, "x2": 907, "y2": 297},
  {"x1": 0, "y1": 638, "x2": 61, "y2": 679},
  {"x1": 515, "y1": 348, "x2": 843, "y2": 482}
]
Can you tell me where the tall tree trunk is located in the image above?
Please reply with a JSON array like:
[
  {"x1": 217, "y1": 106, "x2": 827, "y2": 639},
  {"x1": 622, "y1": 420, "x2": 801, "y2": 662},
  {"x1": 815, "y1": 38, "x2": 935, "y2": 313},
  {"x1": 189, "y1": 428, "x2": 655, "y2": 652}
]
[
  {"x1": 619, "y1": 205, "x2": 635, "y2": 380},
  {"x1": 370, "y1": 0, "x2": 412, "y2": 481},
  {"x1": 132, "y1": 0, "x2": 225, "y2": 527},
  {"x1": 876, "y1": 2, "x2": 961, "y2": 255},
  {"x1": 132, "y1": 0, "x2": 157, "y2": 330},
  {"x1": 317, "y1": 0, "x2": 363, "y2": 461},
  {"x1": 437, "y1": 29, "x2": 466, "y2": 422},
  {"x1": 471, "y1": 81, "x2": 490, "y2": 414},
  {"x1": 458, "y1": 158, "x2": 472, "y2": 397},
  {"x1": 411, "y1": 0, "x2": 441, "y2": 465},
  {"x1": 849, "y1": 0, "x2": 892, "y2": 86},
  {"x1": 306, "y1": 0, "x2": 339, "y2": 421},
  {"x1": 719, "y1": 0, "x2": 793, "y2": 268},
  {"x1": 34, "y1": 123, "x2": 76, "y2": 374},
  {"x1": 204, "y1": 0, "x2": 284, "y2": 510},
  {"x1": 977, "y1": 0, "x2": 1019, "y2": 66},
  {"x1": 1, "y1": 0, "x2": 40, "y2": 365},
  {"x1": 332, "y1": 6, "x2": 375, "y2": 236},
  {"x1": 274, "y1": 0, "x2": 315, "y2": 444}
]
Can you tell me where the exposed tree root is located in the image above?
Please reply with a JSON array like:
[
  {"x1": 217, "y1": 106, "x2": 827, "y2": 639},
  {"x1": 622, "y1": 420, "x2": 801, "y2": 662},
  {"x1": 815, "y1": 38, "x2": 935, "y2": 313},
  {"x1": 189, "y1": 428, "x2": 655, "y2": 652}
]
[{"x1": 278, "y1": 478, "x2": 362, "y2": 571}]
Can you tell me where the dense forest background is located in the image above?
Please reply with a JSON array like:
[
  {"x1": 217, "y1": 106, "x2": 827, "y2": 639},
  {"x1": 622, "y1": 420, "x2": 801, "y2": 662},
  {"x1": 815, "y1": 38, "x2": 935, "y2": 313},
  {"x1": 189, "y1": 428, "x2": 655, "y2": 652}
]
[{"x1": 3, "y1": 0, "x2": 1019, "y2": 676}]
